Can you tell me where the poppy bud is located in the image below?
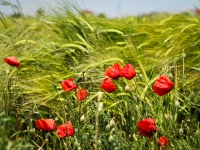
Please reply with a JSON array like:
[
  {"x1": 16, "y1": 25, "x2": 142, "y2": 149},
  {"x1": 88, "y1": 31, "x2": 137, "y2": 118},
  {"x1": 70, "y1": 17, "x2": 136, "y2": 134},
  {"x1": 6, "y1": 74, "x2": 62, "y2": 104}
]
[
  {"x1": 97, "y1": 140, "x2": 102, "y2": 145},
  {"x1": 80, "y1": 114, "x2": 86, "y2": 122},
  {"x1": 125, "y1": 85, "x2": 130, "y2": 91},
  {"x1": 175, "y1": 100, "x2": 180, "y2": 107},
  {"x1": 179, "y1": 128, "x2": 184, "y2": 135},
  {"x1": 108, "y1": 135, "x2": 114, "y2": 142},
  {"x1": 182, "y1": 52, "x2": 186, "y2": 58},
  {"x1": 106, "y1": 124, "x2": 111, "y2": 130},
  {"x1": 109, "y1": 119, "x2": 115, "y2": 127},
  {"x1": 194, "y1": 130, "x2": 199, "y2": 137},
  {"x1": 29, "y1": 128, "x2": 35, "y2": 134}
]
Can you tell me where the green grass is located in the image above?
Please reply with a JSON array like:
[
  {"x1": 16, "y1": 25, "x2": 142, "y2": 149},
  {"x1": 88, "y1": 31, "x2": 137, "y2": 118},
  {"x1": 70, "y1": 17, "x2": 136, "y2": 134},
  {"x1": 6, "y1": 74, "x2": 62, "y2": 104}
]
[{"x1": 0, "y1": 3, "x2": 200, "y2": 150}]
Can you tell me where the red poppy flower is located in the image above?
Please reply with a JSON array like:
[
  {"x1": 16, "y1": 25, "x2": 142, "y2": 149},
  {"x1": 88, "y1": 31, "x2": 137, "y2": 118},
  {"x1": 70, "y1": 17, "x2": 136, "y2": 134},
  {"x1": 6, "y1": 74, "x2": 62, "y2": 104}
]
[
  {"x1": 76, "y1": 88, "x2": 88, "y2": 101},
  {"x1": 61, "y1": 78, "x2": 78, "y2": 92},
  {"x1": 157, "y1": 136, "x2": 170, "y2": 149},
  {"x1": 4, "y1": 56, "x2": 20, "y2": 67},
  {"x1": 137, "y1": 118, "x2": 157, "y2": 137},
  {"x1": 101, "y1": 78, "x2": 116, "y2": 93},
  {"x1": 153, "y1": 75, "x2": 174, "y2": 96},
  {"x1": 104, "y1": 63, "x2": 121, "y2": 79},
  {"x1": 120, "y1": 64, "x2": 136, "y2": 80},
  {"x1": 35, "y1": 119, "x2": 56, "y2": 132},
  {"x1": 57, "y1": 121, "x2": 75, "y2": 138}
]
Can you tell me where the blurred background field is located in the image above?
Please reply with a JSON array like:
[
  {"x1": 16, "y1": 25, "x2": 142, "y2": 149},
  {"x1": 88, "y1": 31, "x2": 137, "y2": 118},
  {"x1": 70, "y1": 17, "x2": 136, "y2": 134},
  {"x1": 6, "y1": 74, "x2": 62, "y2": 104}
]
[
  {"x1": 1, "y1": 0, "x2": 200, "y2": 18},
  {"x1": 0, "y1": 0, "x2": 200, "y2": 149}
]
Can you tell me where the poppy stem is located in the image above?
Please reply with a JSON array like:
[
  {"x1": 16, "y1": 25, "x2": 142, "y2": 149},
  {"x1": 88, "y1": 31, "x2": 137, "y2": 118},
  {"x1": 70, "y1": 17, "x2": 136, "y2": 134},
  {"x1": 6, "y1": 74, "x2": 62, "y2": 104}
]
[
  {"x1": 82, "y1": 71, "x2": 85, "y2": 84},
  {"x1": 53, "y1": 83, "x2": 61, "y2": 101},
  {"x1": 38, "y1": 139, "x2": 48, "y2": 150},
  {"x1": 94, "y1": 98, "x2": 100, "y2": 150},
  {"x1": 78, "y1": 101, "x2": 82, "y2": 129}
]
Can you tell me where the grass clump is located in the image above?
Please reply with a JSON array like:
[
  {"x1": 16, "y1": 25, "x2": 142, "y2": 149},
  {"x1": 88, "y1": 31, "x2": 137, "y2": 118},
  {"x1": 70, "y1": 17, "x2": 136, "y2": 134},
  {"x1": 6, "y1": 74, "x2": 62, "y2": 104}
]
[{"x1": 0, "y1": 2, "x2": 200, "y2": 149}]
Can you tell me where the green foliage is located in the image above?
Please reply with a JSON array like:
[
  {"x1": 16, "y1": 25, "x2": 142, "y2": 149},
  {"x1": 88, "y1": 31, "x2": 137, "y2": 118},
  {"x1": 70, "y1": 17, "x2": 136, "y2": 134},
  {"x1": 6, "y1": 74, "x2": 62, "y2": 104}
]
[
  {"x1": 0, "y1": 3, "x2": 200, "y2": 149},
  {"x1": 0, "y1": 111, "x2": 30, "y2": 150}
]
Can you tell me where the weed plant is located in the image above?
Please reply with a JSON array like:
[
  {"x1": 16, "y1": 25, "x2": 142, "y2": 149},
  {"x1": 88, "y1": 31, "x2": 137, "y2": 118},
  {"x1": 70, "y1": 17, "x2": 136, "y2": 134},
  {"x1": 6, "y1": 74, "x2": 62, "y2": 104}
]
[{"x1": 0, "y1": 1, "x2": 200, "y2": 150}]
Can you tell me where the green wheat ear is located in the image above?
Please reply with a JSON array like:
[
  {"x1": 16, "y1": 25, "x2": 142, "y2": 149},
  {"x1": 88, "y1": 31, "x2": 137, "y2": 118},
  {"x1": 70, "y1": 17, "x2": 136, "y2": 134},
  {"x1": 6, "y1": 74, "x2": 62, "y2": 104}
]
[
  {"x1": 14, "y1": 40, "x2": 36, "y2": 47},
  {"x1": 0, "y1": 1, "x2": 200, "y2": 149}
]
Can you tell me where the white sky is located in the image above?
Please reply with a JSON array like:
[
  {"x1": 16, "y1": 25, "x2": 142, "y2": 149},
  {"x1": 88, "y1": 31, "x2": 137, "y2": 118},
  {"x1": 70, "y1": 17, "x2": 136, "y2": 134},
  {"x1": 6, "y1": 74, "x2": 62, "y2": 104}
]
[{"x1": 0, "y1": 0, "x2": 200, "y2": 17}]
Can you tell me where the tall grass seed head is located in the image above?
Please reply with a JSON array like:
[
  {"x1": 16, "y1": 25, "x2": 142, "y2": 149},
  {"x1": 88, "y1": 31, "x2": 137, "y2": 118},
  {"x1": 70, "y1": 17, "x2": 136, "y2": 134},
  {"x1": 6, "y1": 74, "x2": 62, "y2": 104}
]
[
  {"x1": 98, "y1": 102, "x2": 103, "y2": 111},
  {"x1": 97, "y1": 91, "x2": 103, "y2": 101},
  {"x1": 133, "y1": 133, "x2": 138, "y2": 141}
]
